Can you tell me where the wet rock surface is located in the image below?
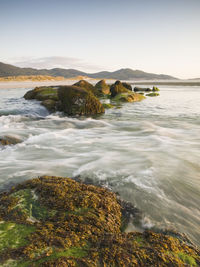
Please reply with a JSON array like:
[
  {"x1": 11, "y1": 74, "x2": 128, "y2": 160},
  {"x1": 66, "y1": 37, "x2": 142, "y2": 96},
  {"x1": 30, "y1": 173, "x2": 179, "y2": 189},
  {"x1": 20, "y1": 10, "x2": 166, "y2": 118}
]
[
  {"x1": 58, "y1": 86, "x2": 105, "y2": 115},
  {"x1": 0, "y1": 176, "x2": 199, "y2": 266},
  {"x1": 0, "y1": 136, "x2": 22, "y2": 146}
]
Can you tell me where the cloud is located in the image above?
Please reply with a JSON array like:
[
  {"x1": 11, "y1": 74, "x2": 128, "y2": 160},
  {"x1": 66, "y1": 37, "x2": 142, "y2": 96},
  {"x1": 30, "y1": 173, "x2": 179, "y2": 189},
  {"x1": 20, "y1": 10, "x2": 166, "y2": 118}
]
[{"x1": 8, "y1": 56, "x2": 104, "y2": 73}]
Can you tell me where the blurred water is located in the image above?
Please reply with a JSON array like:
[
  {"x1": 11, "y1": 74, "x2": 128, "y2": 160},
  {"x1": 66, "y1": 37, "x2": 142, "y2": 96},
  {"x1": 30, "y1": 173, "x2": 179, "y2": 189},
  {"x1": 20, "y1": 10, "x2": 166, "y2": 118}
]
[{"x1": 0, "y1": 85, "x2": 200, "y2": 245}]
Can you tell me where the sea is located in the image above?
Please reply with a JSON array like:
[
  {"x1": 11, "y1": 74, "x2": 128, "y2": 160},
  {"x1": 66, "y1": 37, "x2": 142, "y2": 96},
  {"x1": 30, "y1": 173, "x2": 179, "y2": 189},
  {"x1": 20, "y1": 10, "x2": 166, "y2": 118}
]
[{"x1": 0, "y1": 82, "x2": 200, "y2": 246}]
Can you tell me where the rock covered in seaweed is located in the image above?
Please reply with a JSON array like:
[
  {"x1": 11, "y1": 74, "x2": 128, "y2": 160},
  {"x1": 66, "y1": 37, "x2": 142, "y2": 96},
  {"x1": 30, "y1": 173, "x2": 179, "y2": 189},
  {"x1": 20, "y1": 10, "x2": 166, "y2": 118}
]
[
  {"x1": 58, "y1": 85, "x2": 105, "y2": 115},
  {"x1": 95, "y1": 79, "x2": 110, "y2": 95},
  {"x1": 73, "y1": 79, "x2": 99, "y2": 96},
  {"x1": 0, "y1": 176, "x2": 199, "y2": 266},
  {"x1": 110, "y1": 80, "x2": 130, "y2": 97},
  {"x1": 112, "y1": 92, "x2": 145, "y2": 102},
  {"x1": 0, "y1": 135, "x2": 22, "y2": 146},
  {"x1": 24, "y1": 86, "x2": 59, "y2": 101}
]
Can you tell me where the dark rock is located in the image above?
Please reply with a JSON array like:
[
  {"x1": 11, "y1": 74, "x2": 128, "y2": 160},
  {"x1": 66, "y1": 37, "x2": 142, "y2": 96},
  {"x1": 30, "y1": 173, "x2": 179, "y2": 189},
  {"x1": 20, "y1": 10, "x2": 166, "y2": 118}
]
[
  {"x1": 58, "y1": 85, "x2": 105, "y2": 115},
  {"x1": 122, "y1": 82, "x2": 132, "y2": 91},
  {"x1": 134, "y1": 87, "x2": 151, "y2": 92},
  {"x1": 112, "y1": 92, "x2": 145, "y2": 102}
]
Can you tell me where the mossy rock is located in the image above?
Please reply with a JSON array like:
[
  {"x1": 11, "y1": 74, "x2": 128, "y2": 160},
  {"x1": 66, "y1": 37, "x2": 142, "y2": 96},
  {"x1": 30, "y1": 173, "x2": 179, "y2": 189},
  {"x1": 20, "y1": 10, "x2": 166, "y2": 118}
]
[
  {"x1": 24, "y1": 86, "x2": 59, "y2": 101},
  {"x1": 58, "y1": 86, "x2": 105, "y2": 115},
  {"x1": 122, "y1": 82, "x2": 132, "y2": 91},
  {"x1": 95, "y1": 80, "x2": 110, "y2": 95},
  {"x1": 110, "y1": 80, "x2": 131, "y2": 97},
  {"x1": 146, "y1": 92, "x2": 160, "y2": 97},
  {"x1": 0, "y1": 176, "x2": 199, "y2": 266},
  {"x1": 24, "y1": 85, "x2": 104, "y2": 116},
  {"x1": 112, "y1": 92, "x2": 145, "y2": 102},
  {"x1": 73, "y1": 80, "x2": 99, "y2": 96},
  {"x1": 0, "y1": 136, "x2": 22, "y2": 146}
]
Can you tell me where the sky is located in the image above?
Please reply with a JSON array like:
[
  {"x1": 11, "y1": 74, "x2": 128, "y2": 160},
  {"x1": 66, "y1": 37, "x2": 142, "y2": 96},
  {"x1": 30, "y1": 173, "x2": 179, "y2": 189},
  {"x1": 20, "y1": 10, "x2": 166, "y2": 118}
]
[{"x1": 0, "y1": 0, "x2": 200, "y2": 78}]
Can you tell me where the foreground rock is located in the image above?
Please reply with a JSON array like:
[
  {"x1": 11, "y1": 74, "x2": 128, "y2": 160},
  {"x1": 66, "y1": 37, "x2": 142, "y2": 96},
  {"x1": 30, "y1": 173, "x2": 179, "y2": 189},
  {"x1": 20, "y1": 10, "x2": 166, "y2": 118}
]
[
  {"x1": 0, "y1": 176, "x2": 199, "y2": 266},
  {"x1": 58, "y1": 86, "x2": 105, "y2": 115},
  {"x1": 0, "y1": 136, "x2": 22, "y2": 146}
]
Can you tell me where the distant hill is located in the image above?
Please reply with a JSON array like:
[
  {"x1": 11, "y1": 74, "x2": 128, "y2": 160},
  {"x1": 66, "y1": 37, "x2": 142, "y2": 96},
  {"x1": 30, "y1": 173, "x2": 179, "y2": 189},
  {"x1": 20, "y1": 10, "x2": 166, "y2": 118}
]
[{"x1": 0, "y1": 62, "x2": 177, "y2": 80}]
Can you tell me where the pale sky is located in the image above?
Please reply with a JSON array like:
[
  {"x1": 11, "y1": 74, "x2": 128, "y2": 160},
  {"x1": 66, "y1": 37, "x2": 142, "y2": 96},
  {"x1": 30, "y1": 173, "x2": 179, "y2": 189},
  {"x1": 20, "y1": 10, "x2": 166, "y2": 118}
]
[{"x1": 0, "y1": 0, "x2": 200, "y2": 78}]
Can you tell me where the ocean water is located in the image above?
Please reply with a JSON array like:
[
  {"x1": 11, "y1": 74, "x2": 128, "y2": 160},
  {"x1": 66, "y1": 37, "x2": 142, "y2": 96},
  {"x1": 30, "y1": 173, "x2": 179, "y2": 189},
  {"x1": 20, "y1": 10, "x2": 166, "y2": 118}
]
[{"x1": 0, "y1": 85, "x2": 200, "y2": 246}]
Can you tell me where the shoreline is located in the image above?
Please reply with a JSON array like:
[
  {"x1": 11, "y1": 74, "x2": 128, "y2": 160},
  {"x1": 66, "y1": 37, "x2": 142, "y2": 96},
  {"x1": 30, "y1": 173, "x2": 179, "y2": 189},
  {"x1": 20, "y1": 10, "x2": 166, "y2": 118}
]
[{"x1": 1, "y1": 80, "x2": 200, "y2": 89}]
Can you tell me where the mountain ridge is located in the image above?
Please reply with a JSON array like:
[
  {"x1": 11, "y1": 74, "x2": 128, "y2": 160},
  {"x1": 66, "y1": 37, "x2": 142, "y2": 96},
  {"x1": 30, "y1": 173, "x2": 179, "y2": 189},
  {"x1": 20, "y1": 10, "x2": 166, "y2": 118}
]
[{"x1": 0, "y1": 62, "x2": 178, "y2": 80}]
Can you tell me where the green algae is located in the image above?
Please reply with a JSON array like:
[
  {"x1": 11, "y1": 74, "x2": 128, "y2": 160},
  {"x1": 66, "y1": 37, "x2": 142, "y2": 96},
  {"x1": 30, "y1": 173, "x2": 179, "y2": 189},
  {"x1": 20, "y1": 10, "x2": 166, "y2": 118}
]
[
  {"x1": 12, "y1": 189, "x2": 57, "y2": 221},
  {"x1": 146, "y1": 92, "x2": 160, "y2": 97},
  {"x1": 112, "y1": 92, "x2": 145, "y2": 102},
  {"x1": 177, "y1": 252, "x2": 197, "y2": 266},
  {"x1": 102, "y1": 103, "x2": 114, "y2": 109},
  {"x1": 0, "y1": 222, "x2": 35, "y2": 252},
  {"x1": 0, "y1": 176, "x2": 200, "y2": 266}
]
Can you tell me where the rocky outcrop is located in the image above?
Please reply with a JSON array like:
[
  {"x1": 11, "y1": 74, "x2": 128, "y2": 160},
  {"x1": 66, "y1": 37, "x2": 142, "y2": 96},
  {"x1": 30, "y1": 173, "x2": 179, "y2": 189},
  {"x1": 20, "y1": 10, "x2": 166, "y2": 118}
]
[
  {"x1": 23, "y1": 80, "x2": 150, "y2": 115},
  {"x1": 95, "y1": 79, "x2": 110, "y2": 95},
  {"x1": 24, "y1": 84, "x2": 105, "y2": 115},
  {"x1": 0, "y1": 176, "x2": 199, "y2": 266},
  {"x1": 58, "y1": 86, "x2": 105, "y2": 115},
  {"x1": 0, "y1": 136, "x2": 22, "y2": 146}
]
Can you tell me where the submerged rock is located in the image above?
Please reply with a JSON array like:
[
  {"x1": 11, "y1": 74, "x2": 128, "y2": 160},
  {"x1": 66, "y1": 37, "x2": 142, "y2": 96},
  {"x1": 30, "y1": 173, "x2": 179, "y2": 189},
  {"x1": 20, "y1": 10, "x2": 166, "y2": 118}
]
[
  {"x1": 146, "y1": 92, "x2": 160, "y2": 97},
  {"x1": 58, "y1": 86, "x2": 105, "y2": 115},
  {"x1": 95, "y1": 79, "x2": 110, "y2": 95},
  {"x1": 0, "y1": 136, "x2": 22, "y2": 146},
  {"x1": 0, "y1": 176, "x2": 199, "y2": 266},
  {"x1": 134, "y1": 86, "x2": 160, "y2": 92},
  {"x1": 134, "y1": 87, "x2": 151, "y2": 92}
]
